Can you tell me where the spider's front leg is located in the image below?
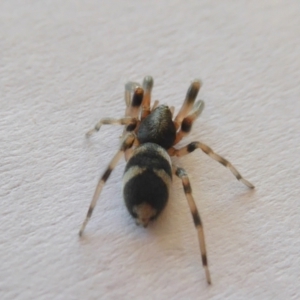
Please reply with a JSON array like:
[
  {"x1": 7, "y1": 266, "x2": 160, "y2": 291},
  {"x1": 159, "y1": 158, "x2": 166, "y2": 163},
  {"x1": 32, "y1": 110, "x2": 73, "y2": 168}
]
[
  {"x1": 169, "y1": 142, "x2": 254, "y2": 188},
  {"x1": 79, "y1": 133, "x2": 135, "y2": 236},
  {"x1": 174, "y1": 79, "x2": 202, "y2": 130},
  {"x1": 125, "y1": 81, "x2": 140, "y2": 109},
  {"x1": 124, "y1": 83, "x2": 144, "y2": 119},
  {"x1": 87, "y1": 86, "x2": 144, "y2": 137},
  {"x1": 174, "y1": 100, "x2": 205, "y2": 144},
  {"x1": 86, "y1": 117, "x2": 138, "y2": 137},
  {"x1": 173, "y1": 165, "x2": 211, "y2": 284},
  {"x1": 124, "y1": 76, "x2": 154, "y2": 120},
  {"x1": 141, "y1": 76, "x2": 154, "y2": 120}
]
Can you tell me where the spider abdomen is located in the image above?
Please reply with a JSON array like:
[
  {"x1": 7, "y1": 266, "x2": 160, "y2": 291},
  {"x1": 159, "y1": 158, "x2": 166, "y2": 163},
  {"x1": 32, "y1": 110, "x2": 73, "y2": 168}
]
[{"x1": 123, "y1": 143, "x2": 172, "y2": 227}]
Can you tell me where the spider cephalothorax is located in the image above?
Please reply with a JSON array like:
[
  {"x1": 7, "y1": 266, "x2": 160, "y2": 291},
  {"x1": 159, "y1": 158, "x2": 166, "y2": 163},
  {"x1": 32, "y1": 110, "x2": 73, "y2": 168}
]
[
  {"x1": 79, "y1": 76, "x2": 254, "y2": 284},
  {"x1": 137, "y1": 105, "x2": 176, "y2": 149}
]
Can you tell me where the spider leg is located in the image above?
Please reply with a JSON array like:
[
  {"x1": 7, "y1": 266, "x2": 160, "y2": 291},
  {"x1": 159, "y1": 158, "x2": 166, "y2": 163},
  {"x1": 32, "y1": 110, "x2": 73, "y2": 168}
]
[
  {"x1": 151, "y1": 100, "x2": 159, "y2": 111},
  {"x1": 79, "y1": 133, "x2": 135, "y2": 236},
  {"x1": 169, "y1": 106, "x2": 175, "y2": 117},
  {"x1": 87, "y1": 86, "x2": 143, "y2": 137},
  {"x1": 173, "y1": 165, "x2": 211, "y2": 284},
  {"x1": 169, "y1": 142, "x2": 254, "y2": 188},
  {"x1": 86, "y1": 117, "x2": 138, "y2": 137},
  {"x1": 141, "y1": 76, "x2": 154, "y2": 120},
  {"x1": 125, "y1": 138, "x2": 140, "y2": 162},
  {"x1": 174, "y1": 80, "x2": 202, "y2": 130},
  {"x1": 124, "y1": 81, "x2": 140, "y2": 108},
  {"x1": 124, "y1": 82, "x2": 144, "y2": 118},
  {"x1": 174, "y1": 100, "x2": 205, "y2": 144}
]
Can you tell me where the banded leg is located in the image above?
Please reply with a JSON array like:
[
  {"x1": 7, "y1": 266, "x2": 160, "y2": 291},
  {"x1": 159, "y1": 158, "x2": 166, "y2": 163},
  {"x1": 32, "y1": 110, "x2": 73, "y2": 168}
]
[
  {"x1": 79, "y1": 133, "x2": 135, "y2": 236},
  {"x1": 124, "y1": 83, "x2": 144, "y2": 119},
  {"x1": 86, "y1": 117, "x2": 138, "y2": 137},
  {"x1": 169, "y1": 106, "x2": 175, "y2": 117},
  {"x1": 141, "y1": 76, "x2": 154, "y2": 120},
  {"x1": 124, "y1": 81, "x2": 141, "y2": 110},
  {"x1": 174, "y1": 80, "x2": 202, "y2": 130},
  {"x1": 173, "y1": 165, "x2": 211, "y2": 284},
  {"x1": 169, "y1": 142, "x2": 254, "y2": 188},
  {"x1": 122, "y1": 83, "x2": 144, "y2": 136},
  {"x1": 151, "y1": 100, "x2": 159, "y2": 111},
  {"x1": 174, "y1": 100, "x2": 205, "y2": 144}
]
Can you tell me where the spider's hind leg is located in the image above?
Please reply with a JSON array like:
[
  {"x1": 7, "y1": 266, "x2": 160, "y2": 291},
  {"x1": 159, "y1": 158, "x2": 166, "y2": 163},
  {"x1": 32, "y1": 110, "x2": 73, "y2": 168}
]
[
  {"x1": 79, "y1": 133, "x2": 135, "y2": 236},
  {"x1": 173, "y1": 165, "x2": 211, "y2": 284}
]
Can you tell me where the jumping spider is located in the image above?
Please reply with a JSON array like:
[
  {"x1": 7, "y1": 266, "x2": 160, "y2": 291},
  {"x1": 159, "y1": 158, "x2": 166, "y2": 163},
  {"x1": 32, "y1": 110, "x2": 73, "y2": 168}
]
[{"x1": 79, "y1": 76, "x2": 254, "y2": 284}]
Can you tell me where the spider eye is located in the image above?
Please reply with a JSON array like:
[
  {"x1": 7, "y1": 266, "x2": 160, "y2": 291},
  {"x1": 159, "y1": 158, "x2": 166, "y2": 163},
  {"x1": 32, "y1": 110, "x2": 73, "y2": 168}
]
[
  {"x1": 150, "y1": 216, "x2": 156, "y2": 221},
  {"x1": 131, "y1": 211, "x2": 138, "y2": 218}
]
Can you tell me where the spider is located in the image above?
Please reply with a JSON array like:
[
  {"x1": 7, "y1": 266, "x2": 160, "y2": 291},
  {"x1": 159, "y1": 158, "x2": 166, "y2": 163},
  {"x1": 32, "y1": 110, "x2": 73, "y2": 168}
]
[{"x1": 79, "y1": 76, "x2": 254, "y2": 284}]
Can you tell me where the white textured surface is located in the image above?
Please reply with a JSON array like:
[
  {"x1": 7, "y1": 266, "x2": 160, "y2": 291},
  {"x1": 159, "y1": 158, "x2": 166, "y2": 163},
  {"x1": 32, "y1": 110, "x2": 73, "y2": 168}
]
[{"x1": 1, "y1": 1, "x2": 300, "y2": 299}]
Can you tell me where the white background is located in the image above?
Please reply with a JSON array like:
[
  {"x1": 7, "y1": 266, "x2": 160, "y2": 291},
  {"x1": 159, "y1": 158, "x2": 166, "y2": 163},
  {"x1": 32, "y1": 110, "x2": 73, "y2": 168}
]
[{"x1": 1, "y1": 1, "x2": 299, "y2": 299}]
